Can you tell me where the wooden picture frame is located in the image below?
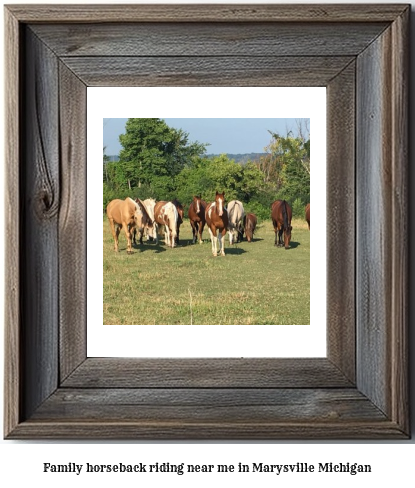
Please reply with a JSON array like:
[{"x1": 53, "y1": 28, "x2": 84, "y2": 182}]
[{"x1": 4, "y1": 4, "x2": 409, "y2": 439}]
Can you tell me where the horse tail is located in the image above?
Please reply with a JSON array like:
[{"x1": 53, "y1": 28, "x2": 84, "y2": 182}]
[
  {"x1": 136, "y1": 198, "x2": 153, "y2": 227},
  {"x1": 282, "y1": 200, "x2": 289, "y2": 231}
]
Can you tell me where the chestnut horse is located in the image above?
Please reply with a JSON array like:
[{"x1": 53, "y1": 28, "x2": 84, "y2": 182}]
[
  {"x1": 227, "y1": 200, "x2": 245, "y2": 245},
  {"x1": 172, "y1": 198, "x2": 184, "y2": 245},
  {"x1": 106, "y1": 197, "x2": 153, "y2": 253},
  {"x1": 188, "y1": 195, "x2": 207, "y2": 244},
  {"x1": 271, "y1": 200, "x2": 292, "y2": 249},
  {"x1": 154, "y1": 201, "x2": 178, "y2": 248},
  {"x1": 305, "y1": 203, "x2": 310, "y2": 230},
  {"x1": 205, "y1": 192, "x2": 229, "y2": 256},
  {"x1": 243, "y1": 212, "x2": 257, "y2": 242}
]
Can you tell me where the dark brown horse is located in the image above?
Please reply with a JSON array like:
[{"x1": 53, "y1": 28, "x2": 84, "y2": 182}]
[
  {"x1": 172, "y1": 199, "x2": 184, "y2": 245},
  {"x1": 205, "y1": 192, "x2": 229, "y2": 256},
  {"x1": 305, "y1": 203, "x2": 310, "y2": 230},
  {"x1": 271, "y1": 200, "x2": 292, "y2": 249},
  {"x1": 188, "y1": 195, "x2": 207, "y2": 244},
  {"x1": 243, "y1": 212, "x2": 257, "y2": 242}
]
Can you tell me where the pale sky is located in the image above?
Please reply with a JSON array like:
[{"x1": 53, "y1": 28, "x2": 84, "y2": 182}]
[{"x1": 103, "y1": 118, "x2": 309, "y2": 156}]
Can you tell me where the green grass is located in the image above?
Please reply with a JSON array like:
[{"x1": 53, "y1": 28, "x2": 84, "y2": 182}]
[{"x1": 103, "y1": 217, "x2": 310, "y2": 325}]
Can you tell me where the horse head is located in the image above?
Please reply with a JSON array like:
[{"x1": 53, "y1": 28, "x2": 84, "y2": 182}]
[
  {"x1": 215, "y1": 191, "x2": 225, "y2": 216},
  {"x1": 192, "y1": 195, "x2": 201, "y2": 214}
]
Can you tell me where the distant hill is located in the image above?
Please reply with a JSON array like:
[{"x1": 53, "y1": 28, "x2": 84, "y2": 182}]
[
  {"x1": 207, "y1": 153, "x2": 267, "y2": 164},
  {"x1": 106, "y1": 153, "x2": 267, "y2": 165}
]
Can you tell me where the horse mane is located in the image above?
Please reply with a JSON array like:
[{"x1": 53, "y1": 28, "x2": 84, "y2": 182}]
[{"x1": 135, "y1": 198, "x2": 153, "y2": 226}]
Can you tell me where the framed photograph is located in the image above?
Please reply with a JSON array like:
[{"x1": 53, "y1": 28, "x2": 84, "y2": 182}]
[
  {"x1": 5, "y1": 4, "x2": 409, "y2": 439},
  {"x1": 92, "y1": 90, "x2": 325, "y2": 358}
]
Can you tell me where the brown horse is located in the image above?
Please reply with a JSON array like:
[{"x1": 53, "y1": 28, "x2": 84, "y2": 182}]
[
  {"x1": 305, "y1": 203, "x2": 310, "y2": 230},
  {"x1": 205, "y1": 192, "x2": 229, "y2": 256},
  {"x1": 188, "y1": 195, "x2": 207, "y2": 244},
  {"x1": 154, "y1": 200, "x2": 178, "y2": 248},
  {"x1": 243, "y1": 212, "x2": 257, "y2": 242},
  {"x1": 106, "y1": 197, "x2": 153, "y2": 254},
  {"x1": 172, "y1": 198, "x2": 184, "y2": 245},
  {"x1": 271, "y1": 200, "x2": 292, "y2": 249}
]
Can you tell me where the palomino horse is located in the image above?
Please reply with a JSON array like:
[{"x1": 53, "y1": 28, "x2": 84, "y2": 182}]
[
  {"x1": 271, "y1": 200, "x2": 293, "y2": 249},
  {"x1": 227, "y1": 200, "x2": 245, "y2": 244},
  {"x1": 205, "y1": 192, "x2": 229, "y2": 256},
  {"x1": 188, "y1": 195, "x2": 207, "y2": 244},
  {"x1": 243, "y1": 212, "x2": 257, "y2": 242},
  {"x1": 154, "y1": 201, "x2": 178, "y2": 248},
  {"x1": 172, "y1": 199, "x2": 184, "y2": 245},
  {"x1": 305, "y1": 203, "x2": 310, "y2": 230},
  {"x1": 106, "y1": 197, "x2": 153, "y2": 253}
]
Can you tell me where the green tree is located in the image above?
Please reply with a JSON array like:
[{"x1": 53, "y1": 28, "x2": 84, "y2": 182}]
[
  {"x1": 266, "y1": 131, "x2": 310, "y2": 206},
  {"x1": 117, "y1": 118, "x2": 206, "y2": 194}
]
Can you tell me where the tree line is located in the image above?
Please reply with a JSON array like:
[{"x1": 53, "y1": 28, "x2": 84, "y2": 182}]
[{"x1": 103, "y1": 118, "x2": 310, "y2": 220}]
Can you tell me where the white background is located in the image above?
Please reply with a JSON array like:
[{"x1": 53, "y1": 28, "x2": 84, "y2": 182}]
[
  {"x1": 1, "y1": 1, "x2": 414, "y2": 487},
  {"x1": 88, "y1": 87, "x2": 326, "y2": 357}
]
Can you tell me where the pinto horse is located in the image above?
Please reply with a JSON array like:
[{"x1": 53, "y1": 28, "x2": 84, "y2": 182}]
[
  {"x1": 188, "y1": 195, "x2": 207, "y2": 244},
  {"x1": 271, "y1": 200, "x2": 292, "y2": 249},
  {"x1": 305, "y1": 203, "x2": 310, "y2": 230},
  {"x1": 205, "y1": 192, "x2": 229, "y2": 256},
  {"x1": 106, "y1": 197, "x2": 153, "y2": 253},
  {"x1": 172, "y1": 199, "x2": 184, "y2": 245},
  {"x1": 154, "y1": 201, "x2": 178, "y2": 248},
  {"x1": 243, "y1": 212, "x2": 257, "y2": 242},
  {"x1": 227, "y1": 200, "x2": 245, "y2": 244}
]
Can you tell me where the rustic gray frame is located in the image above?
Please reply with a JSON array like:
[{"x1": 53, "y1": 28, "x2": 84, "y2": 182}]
[{"x1": 4, "y1": 4, "x2": 409, "y2": 439}]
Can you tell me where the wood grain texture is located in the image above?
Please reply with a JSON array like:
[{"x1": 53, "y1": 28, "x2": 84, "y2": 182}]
[
  {"x1": 32, "y1": 388, "x2": 386, "y2": 423},
  {"x1": 31, "y1": 22, "x2": 388, "y2": 57},
  {"x1": 7, "y1": 421, "x2": 406, "y2": 441},
  {"x1": 326, "y1": 62, "x2": 356, "y2": 383},
  {"x1": 356, "y1": 28, "x2": 393, "y2": 418},
  {"x1": 62, "y1": 358, "x2": 353, "y2": 388},
  {"x1": 6, "y1": 4, "x2": 409, "y2": 23},
  {"x1": 61, "y1": 56, "x2": 354, "y2": 87},
  {"x1": 58, "y1": 63, "x2": 87, "y2": 382},
  {"x1": 356, "y1": 8, "x2": 408, "y2": 427},
  {"x1": 4, "y1": 6, "x2": 21, "y2": 438},
  {"x1": 389, "y1": 8, "x2": 409, "y2": 432},
  {"x1": 21, "y1": 28, "x2": 60, "y2": 420}
]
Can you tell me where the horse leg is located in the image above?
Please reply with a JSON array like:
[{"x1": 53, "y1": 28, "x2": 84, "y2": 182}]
[
  {"x1": 208, "y1": 227, "x2": 217, "y2": 256},
  {"x1": 278, "y1": 226, "x2": 284, "y2": 247},
  {"x1": 138, "y1": 227, "x2": 144, "y2": 245},
  {"x1": 108, "y1": 218, "x2": 120, "y2": 252},
  {"x1": 190, "y1": 220, "x2": 197, "y2": 244},
  {"x1": 228, "y1": 229, "x2": 233, "y2": 245},
  {"x1": 122, "y1": 222, "x2": 133, "y2": 254},
  {"x1": 176, "y1": 223, "x2": 180, "y2": 246},
  {"x1": 219, "y1": 228, "x2": 226, "y2": 256},
  {"x1": 199, "y1": 221, "x2": 205, "y2": 244}
]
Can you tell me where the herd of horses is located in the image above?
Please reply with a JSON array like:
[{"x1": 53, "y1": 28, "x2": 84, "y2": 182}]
[{"x1": 106, "y1": 193, "x2": 310, "y2": 256}]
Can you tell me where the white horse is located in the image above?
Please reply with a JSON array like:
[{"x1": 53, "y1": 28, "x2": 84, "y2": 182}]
[
  {"x1": 143, "y1": 198, "x2": 158, "y2": 241},
  {"x1": 227, "y1": 200, "x2": 245, "y2": 245},
  {"x1": 154, "y1": 201, "x2": 178, "y2": 248}
]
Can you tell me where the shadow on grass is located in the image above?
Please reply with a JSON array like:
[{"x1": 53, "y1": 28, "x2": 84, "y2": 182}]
[
  {"x1": 242, "y1": 237, "x2": 264, "y2": 243},
  {"x1": 224, "y1": 247, "x2": 248, "y2": 255},
  {"x1": 132, "y1": 242, "x2": 167, "y2": 254},
  {"x1": 278, "y1": 241, "x2": 301, "y2": 250}
]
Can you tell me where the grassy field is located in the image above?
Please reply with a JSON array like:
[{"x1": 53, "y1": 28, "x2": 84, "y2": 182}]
[{"x1": 103, "y1": 216, "x2": 310, "y2": 325}]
